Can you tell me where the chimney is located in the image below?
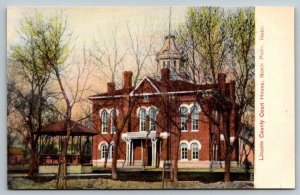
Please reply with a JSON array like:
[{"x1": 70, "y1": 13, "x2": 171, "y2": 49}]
[
  {"x1": 107, "y1": 82, "x2": 115, "y2": 94},
  {"x1": 124, "y1": 71, "x2": 133, "y2": 91},
  {"x1": 217, "y1": 73, "x2": 226, "y2": 95},
  {"x1": 229, "y1": 80, "x2": 236, "y2": 100},
  {"x1": 161, "y1": 68, "x2": 170, "y2": 83}
]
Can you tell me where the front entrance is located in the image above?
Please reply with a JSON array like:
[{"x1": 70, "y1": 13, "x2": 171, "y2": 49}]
[
  {"x1": 122, "y1": 132, "x2": 158, "y2": 167},
  {"x1": 147, "y1": 146, "x2": 152, "y2": 166}
]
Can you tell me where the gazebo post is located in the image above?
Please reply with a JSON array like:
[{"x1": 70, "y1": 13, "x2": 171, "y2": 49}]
[
  {"x1": 90, "y1": 136, "x2": 93, "y2": 164},
  {"x1": 52, "y1": 136, "x2": 54, "y2": 164},
  {"x1": 79, "y1": 136, "x2": 82, "y2": 163}
]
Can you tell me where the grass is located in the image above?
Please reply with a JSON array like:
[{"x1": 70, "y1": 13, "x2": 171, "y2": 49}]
[{"x1": 8, "y1": 177, "x2": 254, "y2": 189}]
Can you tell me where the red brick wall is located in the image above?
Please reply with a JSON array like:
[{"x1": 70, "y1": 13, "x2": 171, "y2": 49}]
[{"x1": 91, "y1": 81, "x2": 239, "y2": 166}]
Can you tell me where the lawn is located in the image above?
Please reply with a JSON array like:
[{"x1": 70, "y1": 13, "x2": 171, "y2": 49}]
[{"x1": 8, "y1": 177, "x2": 253, "y2": 189}]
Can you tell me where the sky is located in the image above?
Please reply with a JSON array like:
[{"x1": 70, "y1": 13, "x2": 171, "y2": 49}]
[{"x1": 7, "y1": 6, "x2": 188, "y2": 118}]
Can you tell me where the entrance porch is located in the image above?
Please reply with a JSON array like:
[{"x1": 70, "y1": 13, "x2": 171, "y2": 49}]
[{"x1": 122, "y1": 131, "x2": 159, "y2": 167}]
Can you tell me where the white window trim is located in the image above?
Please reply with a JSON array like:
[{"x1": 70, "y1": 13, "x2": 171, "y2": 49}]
[
  {"x1": 149, "y1": 107, "x2": 157, "y2": 131},
  {"x1": 139, "y1": 108, "x2": 147, "y2": 132},
  {"x1": 180, "y1": 106, "x2": 189, "y2": 131},
  {"x1": 190, "y1": 103, "x2": 200, "y2": 131},
  {"x1": 100, "y1": 143, "x2": 108, "y2": 159},
  {"x1": 191, "y1": 142, "x2": 199, "y2": 160},
  {"x1": 101, "y1": 110, "x2": 108, "y2": 134},
  {"x1": 180, "y1": 142, "x2": 188, "y2": 160},
  {"x1": 110, "y1": 109, "x2": 117, "y2": 134}
]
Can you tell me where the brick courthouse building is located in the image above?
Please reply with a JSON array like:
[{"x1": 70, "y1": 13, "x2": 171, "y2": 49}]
[{"x1": 89, "y1": 35, "x2": 239, "y2": 168}]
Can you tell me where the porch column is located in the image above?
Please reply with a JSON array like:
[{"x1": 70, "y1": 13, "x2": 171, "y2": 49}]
[
  {"x1": 151, "y1": 138, "x2": 157, "y2": 167},
  {"x1": 125, "y1": 138, "x2": 132, "y2": 166},
  {"x1": 141, "y1": 140, "x2": 144, "y2": 167}
]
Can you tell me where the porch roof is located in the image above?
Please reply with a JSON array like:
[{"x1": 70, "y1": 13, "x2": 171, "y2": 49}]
[{"x1": 121, "y1": 131, "x2": 157, "y2": 139}]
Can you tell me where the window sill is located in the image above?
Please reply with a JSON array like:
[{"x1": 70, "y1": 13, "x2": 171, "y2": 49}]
[
  {"x1": 179, "y1": 159, "x2": 189, "y2": 161},
  {"x1": 98, "y1": 159, "x2": 112, "y2": 161},
  {"x1": 101, "y1": 132, "x2": 108, "y2": 134},
  {"x1": 191, "y1": 130, "x2": 199, "y2": 132}
]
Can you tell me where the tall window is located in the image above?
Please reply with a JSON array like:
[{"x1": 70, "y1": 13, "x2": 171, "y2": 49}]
[
  {"x1": 111, "y1": 109, "x2": 116, "y2": 133},
  {"x1": 173, "y1": 60, "x2": 177, "y2": 71},
  {"x1": 108, "y1": 144, "x2": 114, "y2": 159},
  {"x1": 149, "y1": 108, "x2": 157, "y2": 131},
  {"x1": 191, "y1": 105, "x2": 199, "y2": 130},
  {"x1": 191, "y1": 143, "x2": 199, "y2": 160},
  {"x1": 101, "y1": 110, "x2": 108, "y2": 133},
  {"x1": 139, "y1": 108, "x2": 146, "y2": 131},
  {"x1": 181, "y1": 143, "x2": 188, "y2": 160},
  {"x1": 180, "y1": 107, "x2": 188, "y2": 131},
  {"x1": 100, "y1": 144, "x2": 108, "y2": 159}
]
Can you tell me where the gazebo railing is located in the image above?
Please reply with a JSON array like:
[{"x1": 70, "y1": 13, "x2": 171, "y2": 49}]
[{"x1": 39, "y1": 154, "x2": 92, "y2": 165}]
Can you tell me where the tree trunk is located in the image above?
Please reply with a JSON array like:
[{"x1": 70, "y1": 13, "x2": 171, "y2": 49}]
[
  {"x1": 173, "y1": 156, "x2": 178, "y2": 182},
  {"x1": 111, "y1": 133, "x2": 120, "y2": 180},
  {"x1": 56, "y1": 136, "x2": 70, "y2": 189},
  {"x1": 28, "y1": 147, "x2": 38, "y2": 177},
  {"x1": 56, "y1": 116, "x2": 72, "y2": 189},
  {"x1": 224, "y1": 148, "x2": 231, "y2": 182},
  {"x1": 173, "y1": 134, "x2": 179, "y2": 182}
]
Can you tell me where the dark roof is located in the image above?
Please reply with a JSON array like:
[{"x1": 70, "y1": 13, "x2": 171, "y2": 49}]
[
  {"x1": 89, "y1": 77, "x2": 219, "y2": 99},
  {"x1": 89, "y1": 87, "x2": 134, "y2": 98},
  {"x1": 147, "y1": 77, "x2": 218, "y2": 92},
  {"x1": 40, "y1": 120, "x2": 98, "y2": 136}
]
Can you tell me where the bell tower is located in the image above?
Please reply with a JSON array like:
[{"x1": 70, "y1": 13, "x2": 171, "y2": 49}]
[{"x1": 155, "y1": 35, "x2": 187, "y2": 80}]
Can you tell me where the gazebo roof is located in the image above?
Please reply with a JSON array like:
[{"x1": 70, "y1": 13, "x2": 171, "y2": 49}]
[{"x1": 40, "y1": 120, "x2": 98, "y2": 136}]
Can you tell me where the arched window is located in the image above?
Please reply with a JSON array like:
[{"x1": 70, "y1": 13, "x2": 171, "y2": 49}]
[
  {"x1": 191, "y1": 143, "x2": 199, "y2": 160},
  {"x1": 139, "y1": 108, "x2": 146, "y2": 131},
  {"x1": 191, "y1": 105, "x2": 199, "y2": 130},
  {"x1": 180, "y1": 107, "x2": 188, "y2": 131},
  {"x1": 149, "y1": 108, "x2": 157, "y2": 131},
  {"x1": 108, "y1": 143, "x2": 114, "y2": 159},
  {"x1": 181, "y1": 143, "x2": 188, "y2": 160},
  {"x1": 110, "y1": 109, "x2": 117, "y2": 133},
  {"x1": 101, "y1": 110, "x2": 108, "y2": 133},
  {"x1": 100, "y1": 144, "x2": 108, "y2": 159}
]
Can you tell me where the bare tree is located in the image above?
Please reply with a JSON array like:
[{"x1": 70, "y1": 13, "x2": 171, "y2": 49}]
[
  {"x1": 127, "y1": 23, "x2": 154, "y2": 85},
  {"x1": 92, "y1": 27, "x2": 126, "y2": 88}
]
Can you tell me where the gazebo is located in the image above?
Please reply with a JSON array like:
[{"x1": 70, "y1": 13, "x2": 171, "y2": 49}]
[{"x1": 37, "y1": 120, "x2": 98, "y2": 174}]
